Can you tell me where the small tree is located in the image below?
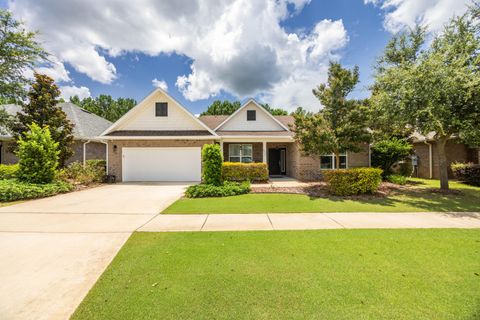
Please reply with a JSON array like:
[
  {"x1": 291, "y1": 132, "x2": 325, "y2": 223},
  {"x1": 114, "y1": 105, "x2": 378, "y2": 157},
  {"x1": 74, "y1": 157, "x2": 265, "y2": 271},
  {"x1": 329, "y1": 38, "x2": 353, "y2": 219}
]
[
  {"x1": 16, "y1": 123, "x2": 59, "y2": 183},
  {"x1": 371, "y1": 138, "x2": 412, "y2": 178},
  {"x1": 202, "y1": 144, "x2": 223, "y2": 185},
  {"x1": 293, "y1": 62, "x2": 371, "y2": 168}
]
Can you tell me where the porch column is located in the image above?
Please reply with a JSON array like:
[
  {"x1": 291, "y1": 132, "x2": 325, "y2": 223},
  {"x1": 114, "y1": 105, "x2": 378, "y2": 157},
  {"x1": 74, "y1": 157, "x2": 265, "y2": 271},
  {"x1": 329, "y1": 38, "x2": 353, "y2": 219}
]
[
  {"x1": 262, "y1": 141, "x2": 267, "y2": 163},
  {"x1": 220, "y1": 140, "x2": 224, "y2": 158}
]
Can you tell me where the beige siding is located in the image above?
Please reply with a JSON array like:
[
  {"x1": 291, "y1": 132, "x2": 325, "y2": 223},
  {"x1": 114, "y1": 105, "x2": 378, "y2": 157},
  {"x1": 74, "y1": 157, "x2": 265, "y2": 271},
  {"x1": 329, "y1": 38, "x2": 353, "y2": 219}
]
[{"x1": 218, "y1": 101, "x2": 286, "y2": 131}]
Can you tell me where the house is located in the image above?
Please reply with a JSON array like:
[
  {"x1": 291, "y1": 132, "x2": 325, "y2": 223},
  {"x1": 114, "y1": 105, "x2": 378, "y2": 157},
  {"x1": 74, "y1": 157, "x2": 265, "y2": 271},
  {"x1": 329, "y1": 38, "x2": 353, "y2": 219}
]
[
  {"x1": 0, "y1": 103, "x2": 112, "y2": 165},
  {"x1": 410, "y1": 132, "x2": 480, "y2": 179},
  {"x1": 101, "y1": 88, "x2": 370, "y2": 182}
]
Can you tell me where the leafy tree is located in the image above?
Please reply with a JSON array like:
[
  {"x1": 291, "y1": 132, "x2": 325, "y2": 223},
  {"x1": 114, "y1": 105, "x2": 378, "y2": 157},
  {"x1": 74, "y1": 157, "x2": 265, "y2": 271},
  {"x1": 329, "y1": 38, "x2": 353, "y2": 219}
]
[
  {"x1": 293, "y1": 62, "x2": 371, "y2": 168},
  {"x1": 16, "y1": 123, "x2": 59, "y2": 183},
  {"x1": 0, "y1": 107, "x2": 12, "y2": 135},
  {"x1": 260, "y1": 103, "x2": 288, "y2": 115},
  {"x1": 371, "y1": 10, "x2": 480, "y2": 190},
  {"x1": 70, "y1": 94, "x2": 136, "y2": 122},
  {"x1": 202, "y1": 144, "x2": 223, "y2": 186},
  {"x1": 201, "y1": 100, "x2": 241, "y2": 116},
  {"x1": 11, "y1": 73, "x2": 74, "y2": 166},
  {"x1": 0, "y1": 9, "x2": 47, "y2": 101},
  {"x1": 371, "y1": 138, "x2": 413, "y2": 178}
]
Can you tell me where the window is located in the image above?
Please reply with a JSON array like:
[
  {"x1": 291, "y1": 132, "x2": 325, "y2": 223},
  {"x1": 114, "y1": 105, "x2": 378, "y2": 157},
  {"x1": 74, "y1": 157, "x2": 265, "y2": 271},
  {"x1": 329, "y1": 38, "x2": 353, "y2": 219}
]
[
  {"x1": 229, "y1": 144, "x2": 253, "y2": 163},
  {"x1": 320, "y1": 153, "x2": 347, "y2": 169},
  {"x1": 155, "y1": 102, "x2": 168, "y2": 117},
  {"x1": 247, "y1": 110, "x2": 256, "y2": 121}
]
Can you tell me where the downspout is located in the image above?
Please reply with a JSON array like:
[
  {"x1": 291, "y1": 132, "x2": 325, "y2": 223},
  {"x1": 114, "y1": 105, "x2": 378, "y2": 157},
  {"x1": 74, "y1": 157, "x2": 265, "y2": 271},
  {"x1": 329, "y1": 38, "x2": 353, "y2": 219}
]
[
  {"x1": 368, "y1": 144, "x2": 372, "y2": 167},
  {"x1": 423, "y1": 140, "x2": 433, "y2": 179},
  {"x1": 83, "y1": 140, "x2": 92, "y2": 166}
]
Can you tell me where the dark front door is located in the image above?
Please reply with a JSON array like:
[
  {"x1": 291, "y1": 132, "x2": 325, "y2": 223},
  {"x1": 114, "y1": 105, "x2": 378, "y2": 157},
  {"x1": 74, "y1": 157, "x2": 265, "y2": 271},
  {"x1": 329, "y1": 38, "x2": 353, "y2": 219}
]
[{"x1": 268, "y1": 148, "x2": 286, "y2": 175}]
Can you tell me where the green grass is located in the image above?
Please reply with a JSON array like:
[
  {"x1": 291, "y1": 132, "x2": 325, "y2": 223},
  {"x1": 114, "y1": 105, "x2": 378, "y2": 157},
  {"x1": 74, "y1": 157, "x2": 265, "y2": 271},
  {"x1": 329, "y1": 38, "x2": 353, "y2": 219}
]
[
  {"x1": 164, "y1": 178, "x2": 480, "y2": 214},
  {"x1": 72, "y1": 230, "x2": 480, "y2": 320},
  {"x1": 0, "y1": 200, "x2": 24, "y2": 207}
]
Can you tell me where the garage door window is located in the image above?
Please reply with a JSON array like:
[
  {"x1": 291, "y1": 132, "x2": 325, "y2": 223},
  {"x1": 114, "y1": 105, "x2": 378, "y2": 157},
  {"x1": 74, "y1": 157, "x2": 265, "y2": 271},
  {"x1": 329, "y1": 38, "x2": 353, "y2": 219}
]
[{"x1": 229, "y1": 144, "x2": 253, "y2": 163}]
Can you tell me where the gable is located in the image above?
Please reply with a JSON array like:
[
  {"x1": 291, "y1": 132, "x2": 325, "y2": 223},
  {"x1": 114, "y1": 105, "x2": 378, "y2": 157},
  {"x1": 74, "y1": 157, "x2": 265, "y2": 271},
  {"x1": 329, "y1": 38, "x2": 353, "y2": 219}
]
[
  {"x1": 116, "y1": 90, "x2": 206, "y2": 131},
  {"x1": 217, "y1": 101, "x2": 287, "y2": 131}
]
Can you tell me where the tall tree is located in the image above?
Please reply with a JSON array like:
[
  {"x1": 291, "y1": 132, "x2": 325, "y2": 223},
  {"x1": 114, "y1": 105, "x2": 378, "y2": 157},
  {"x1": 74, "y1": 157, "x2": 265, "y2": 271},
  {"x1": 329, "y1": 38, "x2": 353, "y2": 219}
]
[
  {"x1": 292, "y1": 62, "x2": 371, "y2": 168},
  {"x1": 201, "y1": 100, "x2": 241, "y2": 116},
  {"x1": 0, "y1": 9, "x2": 47, "y2": 101},
  {"x1": 260, "y1": 103, "x2": 289, "y2": 116},
  {"x1": 70, "y1": 94, "x2": 136, "y2": 122},
  {"x1": 11, "y1": 73, "x2": 74, "y2": 166},
  {"x1": 371, "y1": 10, "x2": 480, "y2": 191}
]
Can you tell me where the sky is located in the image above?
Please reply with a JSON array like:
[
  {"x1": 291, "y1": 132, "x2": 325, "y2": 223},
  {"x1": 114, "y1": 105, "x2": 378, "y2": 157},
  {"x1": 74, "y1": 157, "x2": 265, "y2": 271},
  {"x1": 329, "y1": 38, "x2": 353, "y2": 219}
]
[{"x1": 1, "y1": 0, "x2": 472, "y2": 114}]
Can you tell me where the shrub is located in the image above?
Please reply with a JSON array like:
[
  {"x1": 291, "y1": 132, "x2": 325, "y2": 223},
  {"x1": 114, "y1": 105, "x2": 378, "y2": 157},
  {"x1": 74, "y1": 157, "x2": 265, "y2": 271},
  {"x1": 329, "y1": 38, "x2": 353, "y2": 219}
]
[
  {"x1": 0, "y1": 164, "x2": 19, "y2": 179},
  {"x1": 222, "y1": 162, "x2": 269, "y2": 182},
  {"x1": 324, "y1": 167, "x2": 383, "y2": 196},
  {"x1": 0, "y1": 179, "x2": 73, "y2": 202},
  {"x1": 58, "y1": 160, "x2": 106, "y2": 185},
  {"x1": 386, "y1": 174, "x2": 407, "y2": 185},
  {"x1": 371, "y1": 138, "x2": 412, "y2": 177},
  {"x1": 185, "y1": 181, "x2": 250, "y2": 198},
  {"x1": 451, "y1": 162, "x2": 480, "y2": 186},
  {"x1": 202, "y1": 144, "x2": 223, "y2": 186},
  {"x1": 15, "y1": 123, "x2": 59, "y2": 184}
]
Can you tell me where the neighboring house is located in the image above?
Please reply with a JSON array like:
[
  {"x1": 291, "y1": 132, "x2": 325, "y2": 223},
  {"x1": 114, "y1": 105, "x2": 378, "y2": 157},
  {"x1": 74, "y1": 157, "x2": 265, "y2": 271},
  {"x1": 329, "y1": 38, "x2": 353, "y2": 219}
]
[
  {"x1": 0, "y1": 103, "x2": 112, "y2": 165},
  {"x1": 101, "y1": 88, "x2": 370, "y2": 182},
  {"x1": 410, "y1": 132, "x2": 480, "y2": 179}
]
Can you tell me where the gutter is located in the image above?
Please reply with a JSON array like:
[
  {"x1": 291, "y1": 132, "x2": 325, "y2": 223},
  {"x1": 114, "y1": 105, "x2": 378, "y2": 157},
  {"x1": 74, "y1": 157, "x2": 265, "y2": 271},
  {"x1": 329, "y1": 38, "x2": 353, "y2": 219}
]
[{"x1": 82, "y1": 140, "x2": 92, "y2": 165}]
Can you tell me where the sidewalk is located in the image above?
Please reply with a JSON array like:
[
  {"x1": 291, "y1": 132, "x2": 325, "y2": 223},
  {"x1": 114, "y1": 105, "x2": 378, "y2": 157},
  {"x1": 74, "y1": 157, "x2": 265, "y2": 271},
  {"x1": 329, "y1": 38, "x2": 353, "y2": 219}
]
[{"x1": 139, "y1": 212, "x2": 480, "y2": 232}]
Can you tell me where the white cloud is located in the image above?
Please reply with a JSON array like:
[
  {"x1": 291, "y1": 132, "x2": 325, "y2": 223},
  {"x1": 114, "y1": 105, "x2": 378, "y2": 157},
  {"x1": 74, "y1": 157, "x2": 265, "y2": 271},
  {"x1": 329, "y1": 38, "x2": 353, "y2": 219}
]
[
  {"x1": 151, "y1": 78, "x2": 168, "y2": 91},
  {"x1": 35, "y1": 56, "x2": 71, "y2": 82},
  {"x1": 60, "y1": 85, "x2": 91, "y2": 100},
  {"x1": 9, "y1": 0, "x2": 347, "y2": 110},
  {"x1": 365, "y1": 0, "x2": 471, "y2": 33}
]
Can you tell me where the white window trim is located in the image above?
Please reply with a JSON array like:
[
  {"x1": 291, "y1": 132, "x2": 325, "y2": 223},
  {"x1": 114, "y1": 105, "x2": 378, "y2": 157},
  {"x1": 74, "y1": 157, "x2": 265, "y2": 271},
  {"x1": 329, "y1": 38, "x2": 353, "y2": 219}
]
[
  {"x1": 320, "y1": 153, "x2": 348, "y2": 170},
  {"x1": 229, "y1": 144, "x2": 253, "y2": 163}
]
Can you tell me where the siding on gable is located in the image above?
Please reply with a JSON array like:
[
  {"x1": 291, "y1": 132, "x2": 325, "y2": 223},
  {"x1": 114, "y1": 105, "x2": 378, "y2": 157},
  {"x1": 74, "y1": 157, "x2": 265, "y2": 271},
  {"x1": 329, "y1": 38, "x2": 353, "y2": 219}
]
[
  {"x1": 218, "y1": 101, "x2": 286, "y2": 132},
  {"x1": 118, "y1": 91, "x2": 205, "y2": 131}
]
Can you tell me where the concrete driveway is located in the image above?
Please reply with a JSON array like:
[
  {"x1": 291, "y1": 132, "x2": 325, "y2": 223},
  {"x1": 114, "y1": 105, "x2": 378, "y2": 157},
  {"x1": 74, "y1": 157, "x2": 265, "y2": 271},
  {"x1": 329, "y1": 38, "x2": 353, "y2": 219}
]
[{"x1": 0, "y1": 182, "x2": 189, "y2": 320}]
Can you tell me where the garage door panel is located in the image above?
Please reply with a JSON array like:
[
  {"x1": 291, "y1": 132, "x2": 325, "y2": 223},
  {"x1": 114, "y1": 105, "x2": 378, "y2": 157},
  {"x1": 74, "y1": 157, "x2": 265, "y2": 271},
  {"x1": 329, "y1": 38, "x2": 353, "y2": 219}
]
[{"x1": 123, "y1": 147, "x2": 201, "y2": 182}]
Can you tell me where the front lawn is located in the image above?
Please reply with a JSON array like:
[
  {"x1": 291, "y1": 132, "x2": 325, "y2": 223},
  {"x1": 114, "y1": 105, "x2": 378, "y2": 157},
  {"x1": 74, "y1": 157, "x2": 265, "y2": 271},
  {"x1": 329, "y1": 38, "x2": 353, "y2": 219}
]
[
  {"x1": 72, "y1": 230, "x2": 480, "y2": 319},
  {"x1": 164, "y1": 178, "x2": 480, "y2": 214}
]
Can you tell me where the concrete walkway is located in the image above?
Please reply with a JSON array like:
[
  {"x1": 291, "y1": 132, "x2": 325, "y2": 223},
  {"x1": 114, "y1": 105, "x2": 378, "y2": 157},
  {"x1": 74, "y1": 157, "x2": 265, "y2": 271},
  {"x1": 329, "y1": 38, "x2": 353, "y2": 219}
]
[{"x1": 140, "y1": 212, "x2": 480, "y2": 232}]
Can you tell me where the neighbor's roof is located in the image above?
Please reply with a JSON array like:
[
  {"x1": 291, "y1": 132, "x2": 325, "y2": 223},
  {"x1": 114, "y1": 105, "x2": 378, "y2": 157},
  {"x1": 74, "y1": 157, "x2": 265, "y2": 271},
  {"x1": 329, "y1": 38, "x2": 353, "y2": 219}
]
[
  {"x1": 0, "y1": 102, "x2": 112, "y2": 140},
  {"x1": 198, "y1": 115, "x2": 295, "y2": 131}
]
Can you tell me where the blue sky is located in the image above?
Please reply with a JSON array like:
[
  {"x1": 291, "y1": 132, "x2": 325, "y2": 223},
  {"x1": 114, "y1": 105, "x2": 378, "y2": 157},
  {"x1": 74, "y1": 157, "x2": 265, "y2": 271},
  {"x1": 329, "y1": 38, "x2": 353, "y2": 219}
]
[{"x1": 2, "y1": 0, "x2": 471, "y2": 114}]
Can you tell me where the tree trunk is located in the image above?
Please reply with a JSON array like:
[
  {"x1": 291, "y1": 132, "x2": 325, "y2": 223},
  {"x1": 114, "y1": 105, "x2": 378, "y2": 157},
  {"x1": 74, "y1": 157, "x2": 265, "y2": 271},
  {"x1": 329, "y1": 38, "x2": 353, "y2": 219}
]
[
  {"x1": 335, "y1": 153, "x2": 340, "y2": 169},
  {"x1": 437, "y1": 136, "x2": 449, "y2": 191}
]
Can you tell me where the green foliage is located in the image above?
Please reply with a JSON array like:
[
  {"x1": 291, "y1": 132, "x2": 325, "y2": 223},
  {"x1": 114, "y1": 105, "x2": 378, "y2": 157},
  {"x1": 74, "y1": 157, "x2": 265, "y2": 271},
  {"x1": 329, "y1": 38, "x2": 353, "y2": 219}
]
[
  {"x1": 0, "y1": 164, "x2": 19, "y2": 179},
  {"x1": 0, "y1": 9, "x2": 48, "y2": 100},
  {"x1": 260, "y1": 103, "x2": 289, "y2": 115},
  {"x1": 293, "y1": 62, "x2": 371, "y2": 167},
  {"x1": 451, "y1": 162, "x2": 480, "y2": 186},
  {"x1": 70, "y1": 95, "x2": 136, "y2": 122},
  {"x1": 185, "y1": 181, "x2": 250, "y2": 198},
  {"x1": 0, "y1": 179, "x2": 72, "y2": 202},
  {"x1": 16, "y1": 123, "x2": 59, "y2": 184},
  {"x1": 324, "y1": 168, "x2": 383, "y2": 196},
  {"x1": 201, "y1": 144, "x2": 223, "y2": 186},
  {"x1": 58, "y1": 160, "x2": 106, "y2": 185},
  {"x1": 0, "y1": 107, "x2": 13, "y2": 135},
  {"x1": 11, "y1": 73, "x2": 74, "y2": 166},
  {"x1": 371, "y1": 138, "x2": 412, "y2": 177},
  {"x1": 222, "y1": 162, "x2": 269, "y2": 182},
  {"x1": 386, "y1": 174, "x2": 408, "y2": 185},
  {"x1": 201, "y1": 100, "x2": 241, "y2": 115}
]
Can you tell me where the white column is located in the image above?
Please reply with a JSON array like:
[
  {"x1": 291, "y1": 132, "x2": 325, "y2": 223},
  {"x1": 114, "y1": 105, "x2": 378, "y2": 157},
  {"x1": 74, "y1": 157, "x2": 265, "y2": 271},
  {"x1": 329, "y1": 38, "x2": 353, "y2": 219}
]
[
  {"x1": 220, "y1": 140, "x2": 224, "y2": 158},
  {"x1": 262, "y1": 141, "x2": 267, "y2": 163}
]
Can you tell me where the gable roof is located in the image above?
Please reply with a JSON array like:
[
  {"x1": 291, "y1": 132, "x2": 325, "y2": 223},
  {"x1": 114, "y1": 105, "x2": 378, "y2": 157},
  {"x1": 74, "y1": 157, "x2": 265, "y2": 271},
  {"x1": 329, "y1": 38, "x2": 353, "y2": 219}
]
[
  {"x1": 213, "y1": 99, "x2": 290, "y2": 132},
  {"x1": 0, "y1": 102, "x2": 112, "y2": 140},
  {"x1": 198, "y1": 114, "x2": 295, "y2": 134},
  {"x1": 101, "y1": 88, "x2": 217, "y2": 137}
]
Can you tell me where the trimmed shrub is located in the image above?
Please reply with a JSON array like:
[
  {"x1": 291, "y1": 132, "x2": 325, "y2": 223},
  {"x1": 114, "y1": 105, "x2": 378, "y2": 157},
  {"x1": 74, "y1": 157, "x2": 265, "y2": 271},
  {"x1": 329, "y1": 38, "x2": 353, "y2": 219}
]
[
  {"x1": 222, "y1": 162, "x2": 269, "y2": 182},
  {"x1": 202, "y1": 144, "x2": 223, "y2": 185},
  {"x1": 324, "y1": 167, "x2": 383, "y2": 196},
  {"x1": 0, "y1": 164, "x2": 19, "y2": 180},
  {"x1": 16, "y1": 123, "x2": 59, "y2": 184},
  {"x1": 185, "y1": 181, "x2": 250, "y2": 198},
  {"x1": 58, "y1": 160, "x2": 106, "y2": 185},
  {"x1": 386, "y1": 174, "x2": 407, "y2": 185},
  {"x1": 451, "y1": 162, "x2": 480, "y2": 186},
  {"x1": 0, "y1": 179, "x2": 73, "y2": 202},
  {"x1": 371, "y1": 138, "x2": 412, "y2": 178}
]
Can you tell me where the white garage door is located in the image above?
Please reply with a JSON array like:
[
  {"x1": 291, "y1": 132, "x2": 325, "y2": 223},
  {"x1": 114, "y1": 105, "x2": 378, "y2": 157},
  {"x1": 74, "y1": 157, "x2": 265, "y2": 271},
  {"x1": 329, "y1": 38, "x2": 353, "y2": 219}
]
[{"x1": 122, "y1": 147, "x2": 201, "y2": 182}]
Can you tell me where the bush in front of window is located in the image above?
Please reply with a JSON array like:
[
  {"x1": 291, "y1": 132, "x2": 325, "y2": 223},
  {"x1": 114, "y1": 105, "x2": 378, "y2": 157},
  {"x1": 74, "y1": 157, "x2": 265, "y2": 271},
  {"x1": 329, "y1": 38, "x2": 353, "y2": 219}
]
[
  {"x1": 324, "y1": 168, "x2": 383, "y2": 196},
  {"x1": 222, "y1": 162, "x2": 269, "y2": 182},
  {"x1": 185, "y1": 181, "x2": 250, "y2": 198},
  {"x1": 202, "y1": 144, "x2": 223, "y2": 186}
]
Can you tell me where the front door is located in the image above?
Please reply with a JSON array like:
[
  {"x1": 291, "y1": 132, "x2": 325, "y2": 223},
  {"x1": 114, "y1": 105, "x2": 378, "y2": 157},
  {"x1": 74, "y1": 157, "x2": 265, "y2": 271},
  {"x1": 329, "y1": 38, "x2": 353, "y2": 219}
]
[{"x1": 268, "y1": 148, "x2": 286, "y2": 175}]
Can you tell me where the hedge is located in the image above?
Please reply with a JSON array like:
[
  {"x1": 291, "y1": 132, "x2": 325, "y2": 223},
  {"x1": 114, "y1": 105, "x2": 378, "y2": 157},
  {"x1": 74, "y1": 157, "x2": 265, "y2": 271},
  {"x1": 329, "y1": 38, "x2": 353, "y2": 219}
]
[
  {"x1": 0, "y1": 179, "x2": 73, "y2": 202},
  {"x1": 451, "y1": 162, "x2": 480, "y2": 186},
  {"x1": 202, "y1": 144, "x2": 223, "y2": 185},
  {"x1": 222, "y1": 162, "x2": 269, "y2": 182},
  {"x1": 324, "y1": 168, "x2": 383, "y2": 196},
  {"x1": 185, "y1": 181, "x2": 250, "y2": 198},
  {"x1": 58, "y1": 160, "x2": 106, "y2": 185},
  {"x1": 0, "y1": 164, "x2": 19, "y2": 180}
]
